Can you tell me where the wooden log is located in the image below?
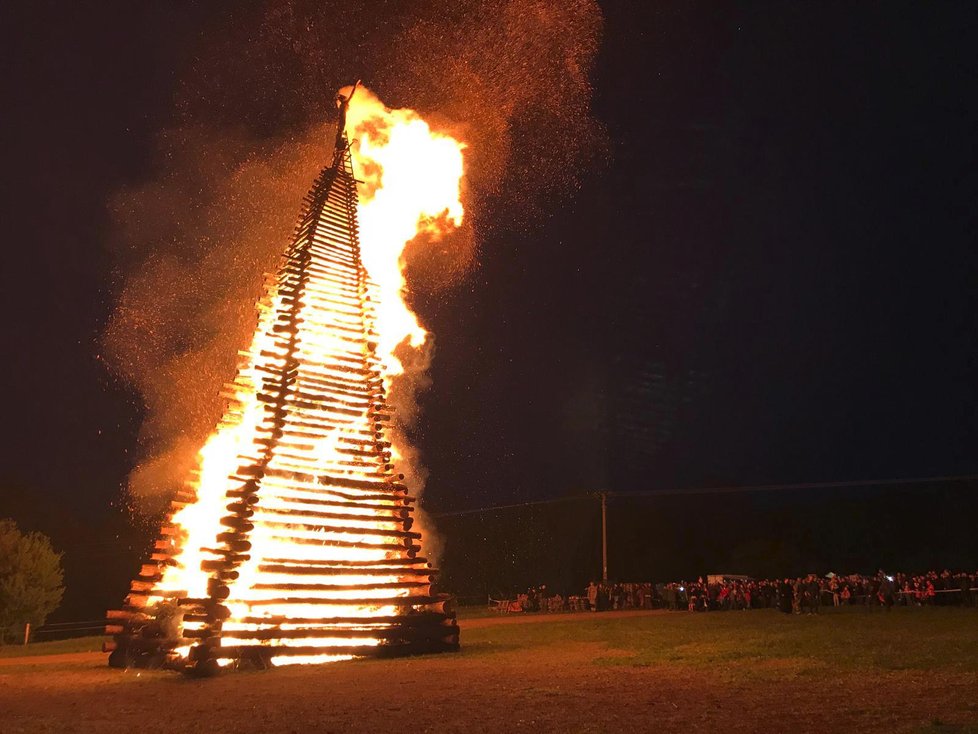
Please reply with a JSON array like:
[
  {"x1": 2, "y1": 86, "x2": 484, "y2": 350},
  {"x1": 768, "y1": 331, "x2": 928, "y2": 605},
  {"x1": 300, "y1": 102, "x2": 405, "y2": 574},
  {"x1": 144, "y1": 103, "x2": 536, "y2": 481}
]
[
  {"x1": 235, "y1": 611, "x2": 451, "y2": 627},
  {"x1": 264, "y1": 420, "x2": 384, "y2": 443},
  {"x1": 214, "y1": 535, "x2": 251, "y2": 553},
  {"x1": 106, "y1": 609, "x2": 145, "y2": 621},
  {"x1": 334, "y1": 446, "x2": 391, "y2": 459},
  {"x1": 257, "y1": 521, "x2": 420, "y2": 541},
  {"x1": 256, "y1": 564, "x2": 433, "y2": 577},
  {"x1": 261, "y1": 556, "x2": 430, "y2": 569},
  {"x1": 201, "y1": 643, "x2": 383, "y2": 660},
  {"x1": 198, "y1": 563, "x2": 240, "y2": 582},
  {"x1": 257, "y1": 392, "x2": 366, "y2": 418},
  {"x1": 303, "y1": 259, "x2": 361, "y2": 285},
  {"x1": 252, "y1": 508, "x2": 408, "y2": 525},
  {"x1": 290, "y1": 290, "x2": 362, "y2": 316},
  {"x1": 226, "y1": 485, "x2": 412, "y2": 506},
  {"x1": 261, "y1": 454, "x2": 387, "y2": 477},
  {"x1": 251, "y1": 580, "x2": 430, "y2": 593},
  {"x1": 292, "y1": 376, "x2": 379, "y2": 401},
  {"x1": 199, "y1": 547, "x2": 251, "y2": 564},
  {"x1": 267, "y1": 367, "x2": 375, "y2": 394},
  {"x1": 243, "y1": 594, "x2": 444, "y2": 607},
  {"x1": 315, "y1": 473, "x2": 408, "y2": 493},
  {"x1": 308, "y1": 218, "x2": 360, "y2": 245},
  {"x1": 290, "y1": 388, "x2": 371, "y2": 410},
  {"x1": 260, "y1": 466, "x2": 396, "y2": 490},
  {"x1": 312, "y1": 204, "x2": 362, "y2": 231},
  {"x1": 246, "y1": 495, "x2": 410, "y2": 515},
  {"x1": 337, "y1": 440, "x2": 394, "y2": 449},
  {"x1": 307, "y1": 233, "x2": 359, "y2": 257},
  {"x1": 220, "y1": 516, "x2": 254, "y2": 533},
  {"x1": 314, "y1": 199, "x2": 359, "y2": 224},
  {"x1": 281, "y1": 261, "x2": 359, "y2": 293},
  {"x1": 323, "y1": 351, "x2": 382, "y2": 369},
  {"x1": 263, "y1": 535, "x2": 409, "y2": 552},
  {"x1": 224, "y1": 502, "x2": 255, "y2": 516},
  {"x1": 209, "y1": 624, "x2": 460, "y2": 643}
]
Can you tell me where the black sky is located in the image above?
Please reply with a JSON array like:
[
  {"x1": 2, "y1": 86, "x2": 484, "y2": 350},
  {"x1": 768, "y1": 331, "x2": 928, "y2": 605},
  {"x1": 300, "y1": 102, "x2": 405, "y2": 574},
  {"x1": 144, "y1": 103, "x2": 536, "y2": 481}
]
[
  {"x1": 421, "y1": 3, "x2": 978, "y2": 507},
  {"x1": 1, "y1": 2, "x2": 976, "y2": 612}
]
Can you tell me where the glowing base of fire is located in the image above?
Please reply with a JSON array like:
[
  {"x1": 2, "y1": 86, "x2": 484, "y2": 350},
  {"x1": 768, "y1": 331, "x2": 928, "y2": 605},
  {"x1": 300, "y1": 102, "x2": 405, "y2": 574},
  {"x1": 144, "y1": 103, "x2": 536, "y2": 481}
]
[{"x1": 271, "y1": 654, "x2": 354, "y2": 666}]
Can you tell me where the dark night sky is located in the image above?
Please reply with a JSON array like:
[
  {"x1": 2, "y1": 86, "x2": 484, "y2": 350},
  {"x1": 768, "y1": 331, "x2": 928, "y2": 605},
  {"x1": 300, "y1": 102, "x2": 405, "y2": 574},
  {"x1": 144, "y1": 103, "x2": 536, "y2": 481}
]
[
  {"x1": 1, "y1": 2, "x2": 976, "y2": 612},
  {"x1": 422, "y1": 3, "x2": 978, "y2": 505}
]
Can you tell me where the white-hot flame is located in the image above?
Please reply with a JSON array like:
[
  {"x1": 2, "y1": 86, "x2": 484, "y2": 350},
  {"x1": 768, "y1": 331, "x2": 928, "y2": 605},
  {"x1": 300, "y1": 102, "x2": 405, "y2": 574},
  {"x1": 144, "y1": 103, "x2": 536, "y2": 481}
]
[{"x1": 346, "y1": 85, "x2": 465, "y2": 376}]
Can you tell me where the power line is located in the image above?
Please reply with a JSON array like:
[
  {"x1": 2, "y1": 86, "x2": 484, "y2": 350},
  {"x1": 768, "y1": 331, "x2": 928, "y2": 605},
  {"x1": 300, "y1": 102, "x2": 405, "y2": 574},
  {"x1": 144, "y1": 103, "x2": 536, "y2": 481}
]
[
  {"x1": 430, "y1": 473, "x2": 978, "y2": 518},
  {"x1": 608, "y1": 473, "x2": 978, "y2": 498},
  {"x1": 430, "y1": 495, "x2": 588, "y2": 518}
]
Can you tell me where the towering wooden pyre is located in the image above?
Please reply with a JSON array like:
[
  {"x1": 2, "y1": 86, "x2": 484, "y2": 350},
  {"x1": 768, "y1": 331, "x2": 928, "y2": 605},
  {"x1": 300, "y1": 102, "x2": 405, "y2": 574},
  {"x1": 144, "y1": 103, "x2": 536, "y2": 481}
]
[{"x1": 106, "y1": 100, "x2": 459, "y2": 675}]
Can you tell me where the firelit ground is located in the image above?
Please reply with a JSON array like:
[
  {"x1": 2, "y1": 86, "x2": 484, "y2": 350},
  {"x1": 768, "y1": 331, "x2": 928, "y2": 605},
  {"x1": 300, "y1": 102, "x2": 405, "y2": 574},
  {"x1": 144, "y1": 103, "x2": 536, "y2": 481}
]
[{"x1": 1, "y1": 608, "x2": 977, "y2": 733}]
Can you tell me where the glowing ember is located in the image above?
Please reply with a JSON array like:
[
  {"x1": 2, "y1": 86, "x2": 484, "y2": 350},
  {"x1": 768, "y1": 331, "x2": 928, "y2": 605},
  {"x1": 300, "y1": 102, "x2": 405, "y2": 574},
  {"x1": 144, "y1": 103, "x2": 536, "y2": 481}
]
[{"x1": 107, "y1": 85, "x2": 464, "y2": 673}]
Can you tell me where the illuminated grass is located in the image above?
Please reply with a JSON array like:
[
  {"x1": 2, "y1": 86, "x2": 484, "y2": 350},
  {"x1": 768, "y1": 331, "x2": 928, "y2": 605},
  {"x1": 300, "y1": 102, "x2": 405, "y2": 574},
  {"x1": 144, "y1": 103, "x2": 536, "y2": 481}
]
[
  {"x1": 4, "y1": 607, "x2": 976, "y2": 681},
  {"x1": 460, "y1": 607, "x2": 978, "y2": 677},
  {"x1": 0, "y1": 636, "x2": 103, "y2": 658}
]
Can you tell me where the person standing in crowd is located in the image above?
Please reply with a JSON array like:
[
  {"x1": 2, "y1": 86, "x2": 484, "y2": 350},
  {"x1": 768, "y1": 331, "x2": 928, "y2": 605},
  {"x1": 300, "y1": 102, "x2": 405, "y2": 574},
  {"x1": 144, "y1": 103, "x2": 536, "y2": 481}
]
[
  {"x1": 792, "y1": 578, "x2": 803, "y2": 614},
  {"x1": 586, "y1": 581, "x2": 598, "y2": 612},
  {"x1": 829, "y1": 576, "x2": 840, "y2": 607},
  {"x1": 878, "y1": 573, "x2": 896, "y2": 610},
  {"x1": 959, "y1": 572, "x2": 972, "y2": 606},
  {"x1": 806, "y1": 575, "x2": 821, "y2": 614},
  {"x1": 778, "y1": 579, "x2": 793, "y2": 614}
]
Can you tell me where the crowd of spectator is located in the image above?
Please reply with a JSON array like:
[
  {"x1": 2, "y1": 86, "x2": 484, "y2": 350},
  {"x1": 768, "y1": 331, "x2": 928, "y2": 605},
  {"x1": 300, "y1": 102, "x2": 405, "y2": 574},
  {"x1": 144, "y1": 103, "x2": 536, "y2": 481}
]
[
  {"x1": 493, "y1": 571, "x2": 978, "y2": 614},
  {"x1": 660, "y1": 571, "x2": 978, "y2": 613}
]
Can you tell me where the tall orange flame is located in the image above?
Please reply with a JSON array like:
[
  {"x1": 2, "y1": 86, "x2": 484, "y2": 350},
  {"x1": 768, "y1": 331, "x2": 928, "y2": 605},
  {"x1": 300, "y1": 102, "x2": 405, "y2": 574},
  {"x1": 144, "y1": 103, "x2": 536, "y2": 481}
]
[
  {"x1": 135, "y1": 86, "x2": 465, "y2": 667},
  {"x1": 347, "y1": 85, "x2": 465, "y2": 377}
]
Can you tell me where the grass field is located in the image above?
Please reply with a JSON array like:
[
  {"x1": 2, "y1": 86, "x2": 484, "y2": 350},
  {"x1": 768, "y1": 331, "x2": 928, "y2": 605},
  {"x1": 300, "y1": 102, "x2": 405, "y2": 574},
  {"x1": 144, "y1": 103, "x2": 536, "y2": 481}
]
[
  {"x1": 464, "y1": 607, "x2": 978, "y2": 676},
  {"x1": 1, "y1": 607, "x2": 976, "y2": 733},
  {"x1": 0, "y1": 636, "x2": 104, "y2": 658}
]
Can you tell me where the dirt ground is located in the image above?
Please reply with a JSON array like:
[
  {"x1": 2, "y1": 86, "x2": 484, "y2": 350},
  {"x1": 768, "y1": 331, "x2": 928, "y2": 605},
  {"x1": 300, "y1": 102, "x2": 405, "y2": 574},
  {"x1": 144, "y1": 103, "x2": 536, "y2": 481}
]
[{"x1": 1, "y1": 611, "x2": 976, "y2": 733}]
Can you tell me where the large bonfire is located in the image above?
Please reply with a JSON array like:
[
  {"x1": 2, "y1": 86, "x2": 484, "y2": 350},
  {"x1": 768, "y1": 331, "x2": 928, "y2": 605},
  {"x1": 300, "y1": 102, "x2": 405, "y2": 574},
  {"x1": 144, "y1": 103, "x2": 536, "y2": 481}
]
[{"x1": 106, "y1": 84, "x2": 465, "y2": 674}]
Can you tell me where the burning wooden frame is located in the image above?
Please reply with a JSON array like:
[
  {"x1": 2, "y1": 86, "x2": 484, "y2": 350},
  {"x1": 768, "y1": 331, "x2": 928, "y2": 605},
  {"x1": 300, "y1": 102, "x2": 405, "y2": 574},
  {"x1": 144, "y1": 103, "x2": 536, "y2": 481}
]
[{"x1": 106, "y1": 104, "x2": 460, "y2": 675}]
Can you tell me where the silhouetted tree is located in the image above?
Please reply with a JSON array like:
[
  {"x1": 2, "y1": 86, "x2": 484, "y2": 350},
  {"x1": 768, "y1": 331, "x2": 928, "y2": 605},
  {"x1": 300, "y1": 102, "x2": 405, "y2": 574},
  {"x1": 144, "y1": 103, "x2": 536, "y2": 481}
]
[{"x1": 0, "y1": 519, "x2": 64, "y2": 643}]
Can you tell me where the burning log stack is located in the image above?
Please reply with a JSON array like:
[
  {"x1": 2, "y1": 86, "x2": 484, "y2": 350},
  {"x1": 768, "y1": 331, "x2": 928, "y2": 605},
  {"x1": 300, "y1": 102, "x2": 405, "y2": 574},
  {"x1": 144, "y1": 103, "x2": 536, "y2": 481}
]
[{"x1": 106, "y1": 92, "x2": 461, "y2": 675}]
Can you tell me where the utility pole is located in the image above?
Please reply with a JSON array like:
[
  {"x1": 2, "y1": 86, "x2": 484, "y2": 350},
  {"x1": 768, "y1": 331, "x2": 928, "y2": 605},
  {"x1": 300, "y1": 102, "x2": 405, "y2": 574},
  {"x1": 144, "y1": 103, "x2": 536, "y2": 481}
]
[{"x1": 600, "y1": 491, "x2": 608, "y2": 584}]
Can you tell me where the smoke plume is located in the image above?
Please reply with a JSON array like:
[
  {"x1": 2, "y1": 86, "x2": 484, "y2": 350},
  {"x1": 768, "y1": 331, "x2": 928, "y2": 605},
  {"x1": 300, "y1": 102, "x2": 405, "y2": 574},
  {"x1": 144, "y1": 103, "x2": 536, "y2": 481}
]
[{"x1": 103, "y1": 0, "x2": 606, "y2": 516}]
